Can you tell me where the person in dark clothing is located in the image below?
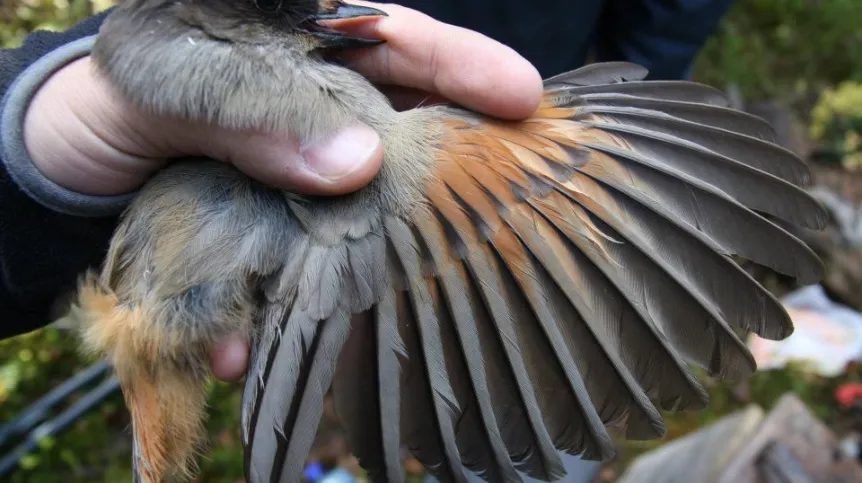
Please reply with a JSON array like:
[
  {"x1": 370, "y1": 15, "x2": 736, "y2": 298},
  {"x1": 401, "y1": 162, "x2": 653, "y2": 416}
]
[
  {"x1": 401, "y1": 0, "x2": 736, "y2": 80},
  {"x1": 0, "y1": 0, "x2": 735, "y2": 381}
]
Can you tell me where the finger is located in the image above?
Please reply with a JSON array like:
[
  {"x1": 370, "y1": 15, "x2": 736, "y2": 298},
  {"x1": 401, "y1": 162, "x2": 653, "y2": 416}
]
[
  {"x1": 330, "y1": 2, "x2": 543, "y2": 120},
  {"x1": 210, "y1": 333, "x2": 250, "y2": 382},
  {"x1": 204, "y1": 122, "x2": 383, "y2": 195}
]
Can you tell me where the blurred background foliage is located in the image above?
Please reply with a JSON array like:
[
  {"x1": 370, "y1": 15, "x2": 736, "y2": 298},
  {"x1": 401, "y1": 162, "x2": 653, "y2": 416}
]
[
  {"x1": 1, "y1": 0, "x2": 862, "y2": 481},
  {"x1": 694, "y1": 0, "x2": 862, "y2": 102},
  {"x1": 0, "y1": 0, "x2": 114, "y2": 48}
]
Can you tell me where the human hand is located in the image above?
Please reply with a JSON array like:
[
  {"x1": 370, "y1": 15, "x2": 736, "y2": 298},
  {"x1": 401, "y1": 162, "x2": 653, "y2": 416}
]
[{"x1": 22, "y1": 2, "x2": 542, "y2": 383}]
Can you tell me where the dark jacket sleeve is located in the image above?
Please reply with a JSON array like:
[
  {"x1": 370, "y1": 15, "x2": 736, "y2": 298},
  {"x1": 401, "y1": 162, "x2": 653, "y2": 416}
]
[{"x1": 0, "y1": 10, "x2": 117, "y2": 339}]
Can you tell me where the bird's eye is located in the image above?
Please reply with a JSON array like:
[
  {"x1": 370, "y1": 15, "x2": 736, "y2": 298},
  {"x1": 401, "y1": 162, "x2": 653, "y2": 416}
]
[{"x1": 254, "y1": 0, "x2": 283, "y2": 14}]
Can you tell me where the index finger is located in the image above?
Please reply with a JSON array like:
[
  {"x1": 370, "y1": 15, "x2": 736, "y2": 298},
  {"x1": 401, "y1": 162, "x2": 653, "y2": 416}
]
[{"x1": 331, "y1": 2, "x2": 543, "y2": 120}]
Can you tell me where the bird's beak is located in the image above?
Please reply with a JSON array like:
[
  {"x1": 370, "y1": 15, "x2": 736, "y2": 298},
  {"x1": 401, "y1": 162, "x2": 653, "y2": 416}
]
[{"x1": 300, "y1": 3, "x2": 388, "y2": 50}]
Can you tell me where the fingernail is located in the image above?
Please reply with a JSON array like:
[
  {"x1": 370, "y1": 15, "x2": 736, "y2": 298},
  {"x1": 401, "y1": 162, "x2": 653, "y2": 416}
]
[{"x1": 301, "y1": 123, "x2": 381, "y2": 181}]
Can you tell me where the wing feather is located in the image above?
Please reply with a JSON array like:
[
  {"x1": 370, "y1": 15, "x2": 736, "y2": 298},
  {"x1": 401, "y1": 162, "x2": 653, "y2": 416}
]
[
  {"x1": 575, "y1": 140, "x2": 825, "y2": 273},
  {"x1": 544, "y1": 81, "x2": 730, "y2": 106},
  {"x1": 331, "y1": 303, "x2": 404, "y2": 482},
  {"x1": 542, "y1": 62, "x2": 648, "y2": 88},
  {"x1": 413, "y1": 62, "x2": 824, "y2": 440},
  {"x1": 412, "y1": 212, "x2": 524, "y2": 481},
  {"x1": 385, "y1": 216, "x2": 468, "y2": 483},
  {"x1": 527, "y1": 191, "x2": 754, "y2": 379},
  {"x1": 564, "y1": 94, "x2": 778, "y2": 140},
  {"x1": 420, "y1": 203, "x2": 566, "y2": 480},
  {"x1": 240, "y1": 62, "x2": 826, "y2": 483},
  {"x1": 243, "y1": 304, "x2": 351, "y2": 483}
]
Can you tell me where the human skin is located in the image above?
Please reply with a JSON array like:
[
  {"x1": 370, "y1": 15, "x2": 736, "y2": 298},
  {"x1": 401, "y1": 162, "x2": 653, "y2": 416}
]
[{"x1": 22, "y1": 2, "x2": 543, "y2": 382}]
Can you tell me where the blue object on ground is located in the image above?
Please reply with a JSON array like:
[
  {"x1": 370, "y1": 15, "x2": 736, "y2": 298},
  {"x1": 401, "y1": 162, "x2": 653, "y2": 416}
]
[
  {"x1": 304, "y1": 461, "x2": 325, "y2": 482},
  {"x1": 320, "y1": 467, "x2": 357, "y2": 483},
  {"x1": 423, "y1": 452, "x2": 602, "y2": 483}
]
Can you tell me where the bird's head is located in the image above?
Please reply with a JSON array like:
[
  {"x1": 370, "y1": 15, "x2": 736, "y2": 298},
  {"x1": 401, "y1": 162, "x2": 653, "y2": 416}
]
[
  {"x1": 99, "y1": 0, "x2": 387, "y2": 50},
  {"x1": 90, "y1": 0, "x2": 390, "y2": 133}
]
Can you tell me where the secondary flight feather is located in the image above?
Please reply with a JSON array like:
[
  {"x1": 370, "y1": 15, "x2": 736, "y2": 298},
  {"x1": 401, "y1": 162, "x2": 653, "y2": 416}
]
[{"x1": 68, "y1": 1, "x2": 827, "y2": 482}]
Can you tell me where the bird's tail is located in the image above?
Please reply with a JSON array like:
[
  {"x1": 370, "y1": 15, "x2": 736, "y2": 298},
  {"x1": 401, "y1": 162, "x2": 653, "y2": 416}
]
[
  {"x1": 124, "y1": 365, "x2": 208, "y2": 483},
  {"x1": 73, "y1": 273, "x2": 209, "y2": 483}
]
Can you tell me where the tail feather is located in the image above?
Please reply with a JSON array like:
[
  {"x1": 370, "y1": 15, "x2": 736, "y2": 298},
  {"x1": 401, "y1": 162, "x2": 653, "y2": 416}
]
[{"x1": 73, "y1": 276, "x2": 209, "y2": 483}]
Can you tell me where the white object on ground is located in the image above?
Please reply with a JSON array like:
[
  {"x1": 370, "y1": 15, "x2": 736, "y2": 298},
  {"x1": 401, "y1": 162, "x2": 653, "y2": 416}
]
[{"x1": 748, "y1": 284, "x2": 862, "y2": 377}]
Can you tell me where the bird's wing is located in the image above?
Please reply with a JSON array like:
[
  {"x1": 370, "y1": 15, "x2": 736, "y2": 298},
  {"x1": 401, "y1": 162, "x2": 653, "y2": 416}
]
[{"x1": 240, "y1": 62, "x2": 828, "y2": 483}]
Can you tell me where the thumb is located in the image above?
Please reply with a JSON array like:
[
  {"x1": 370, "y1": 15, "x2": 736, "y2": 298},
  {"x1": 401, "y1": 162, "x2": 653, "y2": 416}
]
[{"x1": 204, "y1": 122, "x2": 383, "y2": 195}]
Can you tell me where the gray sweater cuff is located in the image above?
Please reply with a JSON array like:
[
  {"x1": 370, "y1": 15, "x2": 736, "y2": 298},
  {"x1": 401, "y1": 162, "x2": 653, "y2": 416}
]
[{"x1": 1, "y1": 35, "x2": 136, "y2": 217}]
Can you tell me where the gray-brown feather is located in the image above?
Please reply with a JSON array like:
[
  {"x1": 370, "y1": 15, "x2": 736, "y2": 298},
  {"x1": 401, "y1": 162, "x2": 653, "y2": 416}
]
[
  {"x1": 435, "y1": 210, "x2": 566, "y2": 480},
  {"x1": 92, "y1": 0, "x2": 442, "y2": 240},
  {"x1": 331, "y1": 299, "x2": 405, "y2": 482},
  {"x1": 98, "y1": 161, "x2": 293, "y2": 377},
  {"x1": 87, "y1": 4, "x2": 827, "y2": 481}
]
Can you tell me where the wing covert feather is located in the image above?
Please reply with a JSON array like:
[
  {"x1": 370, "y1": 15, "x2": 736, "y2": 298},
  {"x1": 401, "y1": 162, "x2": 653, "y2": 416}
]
[{"x1": 240, "y1": 62, "x2": 825, "y2": 483}]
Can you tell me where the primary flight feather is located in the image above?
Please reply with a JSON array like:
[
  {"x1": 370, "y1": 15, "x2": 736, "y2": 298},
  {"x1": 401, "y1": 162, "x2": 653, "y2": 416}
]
[{"x1": 69, "y1": 1, "x2": 828, "y2": 482}]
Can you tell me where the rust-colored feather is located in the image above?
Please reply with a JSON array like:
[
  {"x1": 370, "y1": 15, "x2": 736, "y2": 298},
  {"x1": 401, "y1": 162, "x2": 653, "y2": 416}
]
[
  {"x1": 75, "y1": 1, "x2": 827, "y2": 479},
  {"x1": 75, "y1": 52, "x2": 828, "y2": 483},
  {"x1": 74, "y1": 277, "x2": 208, "y2": 483},
  {"x1": 392, "y1": 64, "x2": 826, "y2": 477}
]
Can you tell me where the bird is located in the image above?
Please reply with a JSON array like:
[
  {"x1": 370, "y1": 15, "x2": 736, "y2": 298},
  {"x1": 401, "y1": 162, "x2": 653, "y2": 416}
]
[{"x1": 68, "y1": 0, "x2": 829, "y2": 482}]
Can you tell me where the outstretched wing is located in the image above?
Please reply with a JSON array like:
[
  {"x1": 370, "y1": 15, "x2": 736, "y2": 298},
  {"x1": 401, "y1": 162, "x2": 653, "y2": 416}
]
[{"x1": 240, "y1": 62, "x2": 827, "y2": 483}]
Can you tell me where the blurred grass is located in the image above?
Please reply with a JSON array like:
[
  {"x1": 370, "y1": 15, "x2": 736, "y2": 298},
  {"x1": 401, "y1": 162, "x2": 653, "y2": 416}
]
[{"x1": 2, "y1": 0, "x2": 862, "y2": 481}]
